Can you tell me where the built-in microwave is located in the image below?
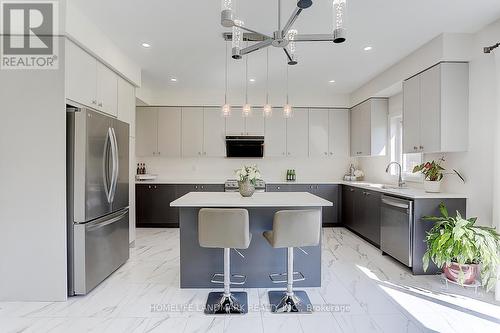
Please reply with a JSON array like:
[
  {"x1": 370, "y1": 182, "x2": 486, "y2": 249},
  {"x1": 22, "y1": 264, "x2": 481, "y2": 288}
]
[{"x1": 225, "y1": 136, "x2": 264, "y2": 158}]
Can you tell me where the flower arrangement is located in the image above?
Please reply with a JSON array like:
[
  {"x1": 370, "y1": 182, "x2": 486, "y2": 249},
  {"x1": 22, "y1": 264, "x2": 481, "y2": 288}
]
[
  {"x1": 412, "y1": 156, "x2": 465, "y2": 182},
  {"x1": 235, "y1": 165, "x2": 262, "y2": 185}
]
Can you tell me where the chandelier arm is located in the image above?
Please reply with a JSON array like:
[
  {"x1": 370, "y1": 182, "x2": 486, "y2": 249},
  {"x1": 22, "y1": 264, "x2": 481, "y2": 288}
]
[
  {"x1": 283, "y1": 47, "x2": 293, "y2": 63},
  {"x1": 233, "y1": 23, "x2": 272, "y2": 40},
  {"x1": 240, "y1": 39, "x2": 273, "y2": 55},
  {"x1": 282, "y1": 7, "x2": 303, "y2": 36},
  {"x1": 293, "y1": 34, "x2": 336, "y2": 42}
]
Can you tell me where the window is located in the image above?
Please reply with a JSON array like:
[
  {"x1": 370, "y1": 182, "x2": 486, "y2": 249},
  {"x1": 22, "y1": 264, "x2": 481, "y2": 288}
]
[{"x1": 389, "y1": 115, "x2": 422, "y2": 182}]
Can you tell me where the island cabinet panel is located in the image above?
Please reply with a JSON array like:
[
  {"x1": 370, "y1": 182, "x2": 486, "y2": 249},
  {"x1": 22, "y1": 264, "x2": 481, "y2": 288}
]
[
  {"x1": 268, "y1": 184, "x2": 340, "y2": 225},
  {"x1": 341, "y1": 186, "x2": 381, "y2": 247},
  {"x1": 136, "y1": 183, "x2": 225, "y2": 227}
]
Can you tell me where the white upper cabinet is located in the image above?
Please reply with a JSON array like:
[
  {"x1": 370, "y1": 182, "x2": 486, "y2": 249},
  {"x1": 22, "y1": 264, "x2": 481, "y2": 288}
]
[
  {"x1": 158, "y1": 107, "x2": 181, "y2": 157},
  {"x1": 286, "y1": 108, "x2": 309, "y2": 157},
  {"x1": 403, "y1": 62, "x2": 469, "y2": 154},
  {"x1": 245, "y1": 109, "x2": 265, "y2": 135},
  {"x1": 350, "y1": 98, "x2": 388, "y2": 157},
  {"x1": 309, "y1": 109, "x2": 329, "y2": 157},
  {"x1": 203, "y1": 107, "x2": 226, "y2": 157},
  {"x1": 264, "y1": 113, "x2": 287, "y2": 157},
  {"x1": 117, "y1": 77, "x2": 136, "y2": 135},
  {"x1": 329, "y1": 109, "x2": 350, "y2": 157},
  {"x1": 135, "y1": 107, "x2": 158, "y2": 157},
  {"x1": 66, "y1": 40, "x2": 97, "y2": 108},
  {"x1": 225, "y1": 108, "x2": 246, "y2": 135},
  {"x1": 182, "y1": 108, "x2": 204, "y2": 157},
  {"x1": 96, "y1": 62, "x2": 118, "y2": 117},
  {"x1": 66, "y1": 40, "x2": 121, "y2": 118}
]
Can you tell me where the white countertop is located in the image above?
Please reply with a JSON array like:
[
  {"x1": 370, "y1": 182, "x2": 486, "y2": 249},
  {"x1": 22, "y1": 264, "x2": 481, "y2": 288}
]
[
  {"x1": 136, "y1": 179, "x2": 225, "y2": 184},
  {"x1": 341, "y1": 181, "x2": 467, "y2": 199},
  {"x1": 170, "y1": 192, "x2": 333, "y2": 207}
]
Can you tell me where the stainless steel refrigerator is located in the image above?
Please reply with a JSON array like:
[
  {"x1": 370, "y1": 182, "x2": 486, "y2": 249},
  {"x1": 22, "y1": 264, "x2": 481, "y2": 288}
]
[{"x1": 67, "y1": 107, "x2": 130, "y2": 295}]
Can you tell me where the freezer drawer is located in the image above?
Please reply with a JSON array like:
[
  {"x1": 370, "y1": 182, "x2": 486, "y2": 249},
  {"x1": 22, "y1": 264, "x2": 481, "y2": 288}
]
[
  {"x1": 380, "y1": 195, "x2": 413, "y2": 267},
  {"x1": 73, "y1": 209, "x2": 129, "y2": 295}
]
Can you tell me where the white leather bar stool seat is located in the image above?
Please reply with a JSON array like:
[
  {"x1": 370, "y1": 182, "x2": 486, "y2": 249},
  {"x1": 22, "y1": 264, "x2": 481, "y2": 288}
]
[
  {"x1": 263, "y1": 209, "x2": 321, "y2": 313},
  {"x1": 198, "y1": 208, "x2": 251, "y2": 314}
]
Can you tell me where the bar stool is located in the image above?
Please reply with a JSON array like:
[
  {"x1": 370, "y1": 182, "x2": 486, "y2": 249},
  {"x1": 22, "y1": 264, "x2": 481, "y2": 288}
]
[
  {"x1": 263, "y1": 209, "x2": 321, "y2": 313},
  {"x1": 198, "y1": 208, "x2": 252, "y2": 314}
]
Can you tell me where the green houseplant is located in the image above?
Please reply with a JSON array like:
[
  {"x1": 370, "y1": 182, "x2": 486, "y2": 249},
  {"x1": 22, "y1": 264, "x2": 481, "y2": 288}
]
[
  {"x1": 235, "y1": 165, "x2": 262, "y2": 197},
  {"x1": 423, "y1": 203, "x2": 500, "y2": 291},
  {"x1": 413, "y1": 156, "x2": 464, "y2": 193}
]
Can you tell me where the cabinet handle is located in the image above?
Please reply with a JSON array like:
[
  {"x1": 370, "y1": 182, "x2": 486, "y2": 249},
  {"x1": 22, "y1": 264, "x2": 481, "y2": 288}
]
[
  {"x1": 91, "y1": 100, "x2": 97, "y2": 105},
  {"x1": 330, "y1": 152, "x2": 333, "y2": 155},
  {"x1": 158, "y1": 151, "x2": 161, "y2": 155},
  {"x1": 277, "y1": 186, "x2": 280, "y2": 190},
  {"x1": 148, "y1": 185, "x2": 152, "y2": 189},
  {"x1": 413, "y1": 146, "x2": 418, "y2": 150},
  {"x1": 324, "y1": 152, "x2": 327, "y2": 155},
  {"x1": 203, "y1": 152, "x2": 207, "y2": 156},
  {"x1": 198, "y1": 152, "x2": 201, "y2": 155},
  {"x1": 309, "y1": 186, "x2": 313, "y2": 189},
  {"x1": 287, "y1": 152, "x2": 291, "y2": 156},
  {"x1": 201, "y1": 186, "x2": 204, "y2": 189},
  {"x1": 349, "y1": 188, "x2": 354, "y2": 192},
  {"x1": 98, "y1": 102, "x2": 103, "y2": 107},
  {"x1": 195, "y1": 186, "x2": 198, "y2": 189},
  {"x1": 419, "y1": 145, "x2": 424, "y2": 150},
  {"x1": 154, "y1": 185, "x2": 157, "y2": 189}
]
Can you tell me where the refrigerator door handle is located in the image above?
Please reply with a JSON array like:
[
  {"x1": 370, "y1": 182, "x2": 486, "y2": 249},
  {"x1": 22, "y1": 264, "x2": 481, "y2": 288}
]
[
  {"x1": 109, "y1": 127, "x2": 119, "y2": 203},
  {"x1": 86, "y1": 209, "x2": 128, "y2": 231},
  {"x1": 102, "y1": 127, "x2": 113, "y2": 203}
]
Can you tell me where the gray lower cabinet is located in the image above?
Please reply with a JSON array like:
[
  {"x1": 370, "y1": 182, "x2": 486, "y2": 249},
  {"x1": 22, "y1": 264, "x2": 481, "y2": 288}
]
[
  {"x1": 266, "y1": 183, "x2": 340, "y2": 226},
  {"x1": 341, "y1": 186, "x2": 381, "y2": 247},
  {"x1": 136, "y1": 183, "x2": 224, "y2": 227}
]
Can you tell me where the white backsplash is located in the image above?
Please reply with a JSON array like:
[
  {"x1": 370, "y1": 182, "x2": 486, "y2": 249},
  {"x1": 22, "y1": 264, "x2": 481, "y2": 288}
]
[{"x1": 136, "y1": 156, "x2": 351, "y2": 183}]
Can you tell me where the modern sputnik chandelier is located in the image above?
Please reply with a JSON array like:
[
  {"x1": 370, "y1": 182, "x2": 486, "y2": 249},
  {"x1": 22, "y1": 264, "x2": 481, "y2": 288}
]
[{"x1": 221, "y1": 0, "x2": 347, "y2": 65}]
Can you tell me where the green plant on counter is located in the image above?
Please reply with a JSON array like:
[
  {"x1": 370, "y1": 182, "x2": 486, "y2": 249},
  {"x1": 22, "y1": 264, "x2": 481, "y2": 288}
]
[
  {"x1": 412, "y1": 156, "x2": 465, "y2": 182},
  {"x1": 235, "y1": 165, "x2": 262, "y2": 185},
  {"x1": 422, "y1": 203, "x2": 500, "y2": 291}
]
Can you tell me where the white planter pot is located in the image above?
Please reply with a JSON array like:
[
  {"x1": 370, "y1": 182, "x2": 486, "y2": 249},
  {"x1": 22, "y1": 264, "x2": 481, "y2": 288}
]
[{"x1": 424, "y1": 180, "x2": 442, "y2": 193}]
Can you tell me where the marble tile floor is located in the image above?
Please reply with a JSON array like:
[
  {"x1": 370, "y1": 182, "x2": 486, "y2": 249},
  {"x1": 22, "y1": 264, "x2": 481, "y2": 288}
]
[{"x1": 1, "y1": 227, "x2": 499, "y2": 333}]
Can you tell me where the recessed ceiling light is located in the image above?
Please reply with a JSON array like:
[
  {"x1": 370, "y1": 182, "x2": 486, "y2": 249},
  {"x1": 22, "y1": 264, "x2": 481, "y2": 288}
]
[
  {"x1": 249, "y1": 78, "x2": 256, "y2": 82},
  {"x1": 363, "y1": 46, "x2": 373, "y2": 51},
  {"x1": 329, "y1": 80, "x2": 336, "y2": 83},
  {"x1": 141, "y1": 43, "x2": 151, "y2": 48},
  {"x1": 170, "y1": 77, "x2": 178, "y2": 82}
]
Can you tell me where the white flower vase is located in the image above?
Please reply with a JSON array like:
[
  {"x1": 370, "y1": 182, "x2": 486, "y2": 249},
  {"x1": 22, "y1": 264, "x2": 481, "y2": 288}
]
[{"x1": 424, "y1": 180, "x2": 442, "y2": 193}]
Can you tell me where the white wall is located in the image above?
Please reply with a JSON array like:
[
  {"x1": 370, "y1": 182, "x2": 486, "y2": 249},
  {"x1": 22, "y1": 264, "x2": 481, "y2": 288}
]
[
  {"x1": 137, "y1": 156, "x2": 350, "y2": 184},
  {"x1": 0, "y1": 38, "x2": 68, "y2": 301},
  {"x1": 355, "y1": 22, "x2": 500, "y2": 226}
]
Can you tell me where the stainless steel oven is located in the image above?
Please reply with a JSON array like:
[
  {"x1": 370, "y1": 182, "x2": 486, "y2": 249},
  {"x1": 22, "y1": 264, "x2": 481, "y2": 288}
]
[{"x1": 380, "y1": 195, "x2": 414, "y2": 267}]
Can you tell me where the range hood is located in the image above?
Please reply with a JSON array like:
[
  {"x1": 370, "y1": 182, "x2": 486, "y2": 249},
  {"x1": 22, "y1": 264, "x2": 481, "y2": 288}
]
[{"x1": 225, "y1": 136, "x2": 264, "y2": 158}]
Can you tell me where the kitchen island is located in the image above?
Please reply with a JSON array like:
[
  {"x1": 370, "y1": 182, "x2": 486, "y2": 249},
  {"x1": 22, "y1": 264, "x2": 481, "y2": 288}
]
[{"x1": 170, "y1": 192, "x2": 333, "y2": 288}]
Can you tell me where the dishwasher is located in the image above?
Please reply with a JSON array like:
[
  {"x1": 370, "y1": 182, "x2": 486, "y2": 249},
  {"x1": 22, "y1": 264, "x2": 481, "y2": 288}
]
[{"x1": 380, "y1": 195, "x2": 414, "y2": 267}]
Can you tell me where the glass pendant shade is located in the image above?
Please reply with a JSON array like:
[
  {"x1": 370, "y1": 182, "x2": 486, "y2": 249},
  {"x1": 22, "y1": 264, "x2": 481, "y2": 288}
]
[
  {"x1": 333, "y1": 0, "x2": 347, "y2": 43},
  {"x1": 221, "y1": 104, "x2": 232, "y2": 117},
  {"x1": 220, "y1": 0, "x2": 234, "y2": 27},
  {"x1": 283, "y1": 104, "x2": 293, "y2": 118},
  {"x1": 242, "y1": 104, "x2": 252, "y2": 117},
  {"x1": 263, "y1": 104, "x2": 272, "y2": 117},
  {"x1": 287, "y1": 29, "x2": 298, "y2": 65},
  {"x1": 232, "y1": 20, "x2": 244, "y2": 59}
]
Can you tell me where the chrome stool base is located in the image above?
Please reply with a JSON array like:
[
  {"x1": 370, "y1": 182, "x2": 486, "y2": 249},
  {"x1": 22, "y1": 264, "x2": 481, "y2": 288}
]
[
  {"x1": 204, "y1": 292, "x2": 248, "y2": 315},
  {"x1": 268, "y1": 291, "x2": 312, "y2": 313}
]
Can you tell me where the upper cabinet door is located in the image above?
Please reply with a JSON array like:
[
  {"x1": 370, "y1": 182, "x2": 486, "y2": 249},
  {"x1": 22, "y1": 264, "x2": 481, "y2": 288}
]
[
  {"x1": 329, "y1": 109, "x2": 349, "y2": 157},
  {"x1": 286, "y1": 108, "x2": 309, "y2": 157},
  {"x1": 245, "y1": 109, "x2": 265, "y2": 135},
  {"x1": 309, "y1": 109, "x2": 329, "y2": 157},
  {"x1": 350, "y1": 105, "x2": 362, "y2": 156},
  {"x1": 136, "y1": 107, "x2": 158, "y2": 157},
  {"x1": 403, "y1": 75, "x2": 421, "y2": 154},
  {"x1": 225, "y1": 108, "x2": 246, "y2": 135},
  {"x1": 419, "y1": 65, "x2": 441, "y2": 153},
  {"x1": 357, "y1": 102, "x2": 372, "y2": 156},
  {"x1": 181, "y1": 107, "x2": 204, "y2": 157},
  {"x1": 96, "y1": 62, "x2": 118, "y2": 117},
  {"x1": 203, "y1": 107, "x2": 226, "y2": 157},
  {"x1": 158, "y1": 107, "x2": 181, "y2": 157},
  {"x1": 66, "y1": 40, "x2": 97, "y2": 108},
  {"x1": 264, "y1": 113, "x2": 286, "y2": 157},
  {"x1": 117, "y1": 77, "x2": 136, "y2": 135}
]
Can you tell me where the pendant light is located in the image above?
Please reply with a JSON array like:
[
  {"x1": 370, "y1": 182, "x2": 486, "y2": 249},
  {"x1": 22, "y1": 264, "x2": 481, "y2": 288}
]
[
  {"x1": 333, "y1": 0, "x2": 347, "y2": 43},
  {"x1": 242, "y1": 43, "x2": 251, "y2": 117},
  {"x1": 263, "y1": 48, "x2": 272, "y2": 118},
  {"x1": 283, "y1": 64, "x2": 293, "y2": 118},
  {"x1": 221, "y1": 41, "x2": 231, "y2": 117}
]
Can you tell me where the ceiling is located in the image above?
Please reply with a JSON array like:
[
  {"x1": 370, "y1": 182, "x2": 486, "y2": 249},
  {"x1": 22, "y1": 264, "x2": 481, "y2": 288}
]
[{"x1": 72, "y1": 0, "x2": 500, "y2": 105}]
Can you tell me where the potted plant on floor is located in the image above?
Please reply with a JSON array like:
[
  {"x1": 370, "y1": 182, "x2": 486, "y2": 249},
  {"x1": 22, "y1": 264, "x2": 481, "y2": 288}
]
[
  {"x1": 422, "y1": 203, "x2": 500, "y2": 291},
  {"x1": 412, "y1": 156, "x2": 465, "y2": 193},
  {"x1": 235, "y1": 165, "x2": 262, "y2": 197}
]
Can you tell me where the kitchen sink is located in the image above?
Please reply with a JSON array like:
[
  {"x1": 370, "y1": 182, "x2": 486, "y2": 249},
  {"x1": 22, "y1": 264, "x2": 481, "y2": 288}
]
[{"x1": 381, "y1": 184, "x2": 408, "y2": 190}]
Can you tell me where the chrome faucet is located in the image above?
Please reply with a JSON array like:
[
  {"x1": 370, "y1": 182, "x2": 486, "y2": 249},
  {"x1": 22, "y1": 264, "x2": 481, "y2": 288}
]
[{"x1": 385, "y1": 162, "x2": 406, "y2": 188}]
